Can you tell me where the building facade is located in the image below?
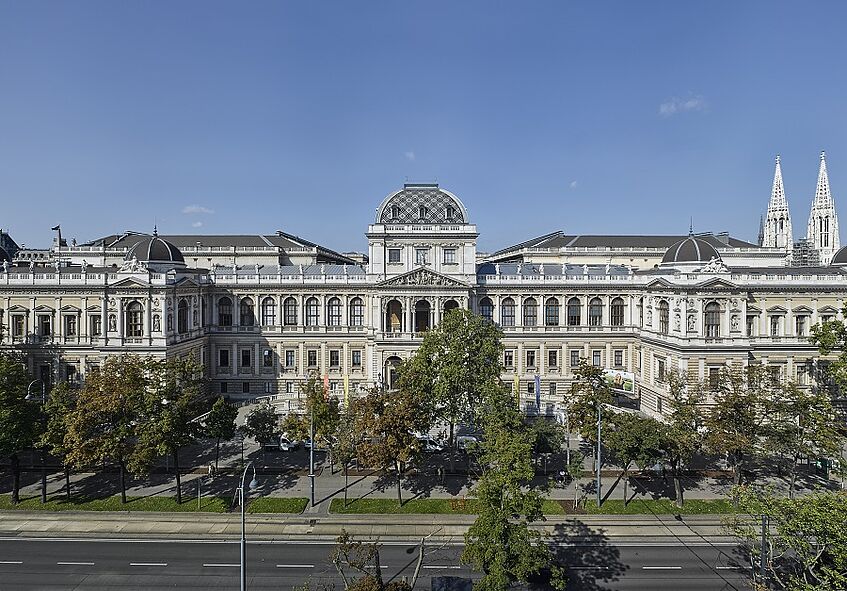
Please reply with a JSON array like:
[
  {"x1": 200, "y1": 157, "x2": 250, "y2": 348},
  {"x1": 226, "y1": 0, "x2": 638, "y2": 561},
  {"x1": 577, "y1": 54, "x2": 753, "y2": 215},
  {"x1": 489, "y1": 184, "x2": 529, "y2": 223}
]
[{"x1": 1, "y1": 176, "x2": 845, "y2": 416}]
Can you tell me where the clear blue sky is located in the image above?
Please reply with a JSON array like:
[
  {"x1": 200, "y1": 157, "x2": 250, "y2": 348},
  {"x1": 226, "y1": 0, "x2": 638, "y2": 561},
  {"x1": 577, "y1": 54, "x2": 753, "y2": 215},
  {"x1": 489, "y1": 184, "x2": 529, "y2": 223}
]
[{"x1": 2, "y1": 1, "x2": 846, "y2": 253}]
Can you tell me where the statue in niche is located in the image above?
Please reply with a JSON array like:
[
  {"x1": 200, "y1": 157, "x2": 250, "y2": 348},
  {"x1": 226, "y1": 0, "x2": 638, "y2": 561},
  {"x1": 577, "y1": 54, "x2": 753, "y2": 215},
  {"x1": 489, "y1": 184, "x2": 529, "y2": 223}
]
[
  {"x1": 646, "y1": 309, "x2": 652, "y2": 324},
  {"x1": 687, "y1": 315, "x2": 696, "y2": 332},
  {"x1": 167, "y1": 314, "x2": 173, "y2": 331},
  {"x1": 2, "y1": 261, "x2": 8, "y2": 273},
  {"x1": 731, "y1": 315, "x2": 740, "y2": 331},
  {"x1": 152, "y1": 314, "x2": 161, "y2": 332},
  {"x1": 674, "y1": 313, "x2": 681, "y2": 332},
  {"x1": 108, "y1": 314, "x2": 117, "y2": 332}
]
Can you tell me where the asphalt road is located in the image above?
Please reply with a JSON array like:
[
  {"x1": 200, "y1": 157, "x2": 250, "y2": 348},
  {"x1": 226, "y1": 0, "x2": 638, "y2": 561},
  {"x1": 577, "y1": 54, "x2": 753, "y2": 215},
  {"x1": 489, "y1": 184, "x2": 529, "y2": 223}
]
[{"x1": 0, "y1": 538, "x2": 751, "y2": 590}]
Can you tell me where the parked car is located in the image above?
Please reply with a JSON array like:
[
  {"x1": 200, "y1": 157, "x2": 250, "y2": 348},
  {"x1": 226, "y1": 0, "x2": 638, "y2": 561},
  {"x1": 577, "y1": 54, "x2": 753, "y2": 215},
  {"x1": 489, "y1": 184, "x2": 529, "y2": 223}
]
[
  {"x1": 416, "y1": 436, "x2": 444, "y2": 453},
  {"x1": 264, "y1": 435, "x2": 300, "y2": 451},
  {"x1": 456, "y1": 435, "x2": 480, "y2": 451}
]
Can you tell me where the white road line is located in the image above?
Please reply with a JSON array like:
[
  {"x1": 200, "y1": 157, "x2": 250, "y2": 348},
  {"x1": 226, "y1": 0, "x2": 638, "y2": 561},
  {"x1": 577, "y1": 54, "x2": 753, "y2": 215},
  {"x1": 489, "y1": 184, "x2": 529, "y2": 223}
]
[
  {"x1": 203, "y1": 563, "x2": 239, "y2": 567},
  {"x1": 0, "y1": 561, "x2": 23, "y2": 565},
  {"x1": 276, "y1": 564, "x2": 314, "y2": 568},
  {"x1": 57, "y1": 562, "x2": 95, "y2": 566},
  {"x1": 130, "y1": 562, "x2": 167, "y2": 567},
  {"x1": 570, "y1": 566, "x2": 611, "y2": 570},
  {"x1": 642, "y1": 566, "x2": 682, "y2": 570},
  {"x1": 422, "y1": 565, "x2": 462, "y2": 569}
]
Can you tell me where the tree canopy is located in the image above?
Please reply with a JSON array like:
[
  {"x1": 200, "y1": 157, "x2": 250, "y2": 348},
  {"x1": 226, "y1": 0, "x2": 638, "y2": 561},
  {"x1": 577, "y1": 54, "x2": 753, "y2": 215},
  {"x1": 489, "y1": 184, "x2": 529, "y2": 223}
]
[{"x1": 0, "y1": 352, "x2": 40, "y2": 503}]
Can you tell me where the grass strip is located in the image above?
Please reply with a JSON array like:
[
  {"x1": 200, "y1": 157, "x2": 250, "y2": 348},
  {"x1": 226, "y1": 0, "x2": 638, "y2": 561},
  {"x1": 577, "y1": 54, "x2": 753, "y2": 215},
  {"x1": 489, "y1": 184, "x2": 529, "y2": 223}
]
[
  {"x1": 0, "y1": 495, "x2": 231, "y2": 512},
  {"x1": 581, "y1": 498, "x2": 735, "y2": 515},
  {"x1": 247, "y1": 497, "x2": 308, "y2": 514}
]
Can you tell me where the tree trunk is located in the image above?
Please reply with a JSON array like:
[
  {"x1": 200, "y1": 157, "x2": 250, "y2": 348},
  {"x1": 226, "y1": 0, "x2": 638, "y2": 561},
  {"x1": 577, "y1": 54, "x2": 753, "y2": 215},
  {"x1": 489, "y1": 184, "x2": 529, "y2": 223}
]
[
  {"x1": 733, "y1": 452, "x2": 743, "y2": 487},
  {"x1": 64, "y1": 464, "x2": 71, "y2": 501},
  {"x1": 448, "y1": 421, "x2": 455, "y2": 474},
  {"x1": 119, "y1": 460, "x2": 127, "y2": 504},
  {"x1": 343, "y1": 464, "x2": 349, "y2": 507},
  {"x1": 10, "y1": 454, "x2": 20, "y2": 505},
  {"x1": 396, "y1": 460, "x2": 403, "y2": 506},
  {"x1": 215, "y1": 437, "x2": 220, "y2": 471},
  {"x1": 672, "y1": 460, "x2": 683, "y2": 508},
  {"x1": 623, "y1": 464, "x2": 629, "y2": 506},
  {"x1": 789, "y1": 453, "x2": 798, "y2": 500},
  {"x1": 174, "y1": 449, "x2": 182, "y2": 504}
]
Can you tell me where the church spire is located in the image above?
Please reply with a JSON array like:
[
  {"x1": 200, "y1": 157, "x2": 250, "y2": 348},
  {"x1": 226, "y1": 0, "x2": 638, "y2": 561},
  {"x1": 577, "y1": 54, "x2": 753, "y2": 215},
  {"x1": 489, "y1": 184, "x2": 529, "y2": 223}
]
[
  {"x1": 806, "y1": 151, "x2": 840, "y2": 264},
  {"x1": 762, "y1": 154, "x2": 793, "y2": 249}
]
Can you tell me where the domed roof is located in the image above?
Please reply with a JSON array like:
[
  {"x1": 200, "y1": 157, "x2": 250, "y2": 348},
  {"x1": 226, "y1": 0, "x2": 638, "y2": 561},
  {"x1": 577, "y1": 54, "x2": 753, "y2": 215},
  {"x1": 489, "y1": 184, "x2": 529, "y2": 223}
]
[
  {"x1": 830, "y1": 245, "x2": 847, "y2": 266},
  {"x1": 375, "y1": 184, "x2": 469, "y2": 225},
  {"x1": 661, "y1": 235, "x2": 722, "y2": 265},
  {"x1": 125, "y1": 233, "x2": 185, "y2": 266}
]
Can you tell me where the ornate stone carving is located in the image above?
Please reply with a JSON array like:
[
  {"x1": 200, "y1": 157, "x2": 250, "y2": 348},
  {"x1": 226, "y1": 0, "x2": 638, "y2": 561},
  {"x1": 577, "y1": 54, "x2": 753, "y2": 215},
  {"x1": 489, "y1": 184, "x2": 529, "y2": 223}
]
[
  {"x1": 119, "y1": 256, "x2": 147, "y2": 273},
  {"x1": 674, "y1": 313, "x2": 681, "y2": 331},
  {"x1": 731, "y1": 315, "x2": 740, "y2": 332},
  {"x1": 379, "y1": 268, "x2": 466, "y2": 288},
  {"x1": 687, "y1": 315, "x2": 696, "y2": 332},
  {"x1": 700, "y1": 257, "x2": 729, "y2": 273},
  {"x1": 152, "y1": 314, "x2": 161, "y2": 332}
]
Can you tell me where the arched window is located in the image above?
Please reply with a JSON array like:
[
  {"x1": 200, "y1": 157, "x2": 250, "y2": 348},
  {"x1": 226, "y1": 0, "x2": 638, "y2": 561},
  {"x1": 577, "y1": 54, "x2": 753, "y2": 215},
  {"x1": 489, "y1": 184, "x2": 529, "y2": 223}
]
[
  {"x1": 658, "y1": 300, "x2": 669, "y2": 334},
  {"x1": 589, "y1": 298, "x2": 603, "y2": 326},
  {"x1": 305, "y1": 297, "x2": 319, "y2": 326},
  {"x1": 349, "y1": 297, "x2": 365, "y2": 327},
  {"x1": 610, "y1": 297, "x2": 625, "y2": 326},
  {"x1": 704, "y1": 302, "x2": 721, "y2": 337},
  {"x1": 177, "y1": 299, "x2": 188, "y2": 334},
  {"x1": 218, "y1": 297, "x2": 232, "y2": 327},
  {"x1": 125, "y1": 301, "x2": 143, "y2": 337},
  {"x1": 240, "y1": 297, "x2": 255, "y2": 326},
  {"x1": 545, "y1": 298, "x2": 560, "y2": 326},
  {"x1": 567, "y1": 297, "x2": 581, "y2": 326},
  {"x1": 283, "y1": 297, "x2": 298, "y2": 326},
  {"x1": 386, "y1": 300, "x2": 403, "y2": 332},
  {"x1": 500, "y1": 298, "x2": 515, "y2": 327},
  {"x1": 261, "y1": 297, "x2": 276, "y2": 326},
  {"x1": 327, "y1": 297, "x2": 342, "y2": 326},
  {"x1": 479, "y1": 297, "x2": 494, "y2": 322},
  {"x1": 522, "y1": 297, "x2": 537, "y2": 326}
]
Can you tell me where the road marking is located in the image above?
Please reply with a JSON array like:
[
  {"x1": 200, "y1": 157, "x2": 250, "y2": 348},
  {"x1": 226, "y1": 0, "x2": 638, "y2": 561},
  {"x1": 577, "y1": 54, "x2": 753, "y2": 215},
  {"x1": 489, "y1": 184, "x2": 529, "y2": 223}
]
[
  {"x1": 130, "y1": 562, "x2": 167, "y2": 567},
  {"x1": 0, "y1": 561, "x2": 23, "y2": 564},
  {"x1": 422, "y1": 565, "x2": 462, "y2": 569},
  {"x1": 276, "y1": 564, "x2": 314, "y2": 568},
  {"x1": 570, "y1": 566, "x2": 611, "y2": 570},
  {"x1": 203, "y1": 563, "x2": 239, "y2": 567},
  {"x1": 57, "y1": 562, "x2": 95, "y2": 566},
  {"x1": 642, "y1": 566, "x2": 682, "y2": 570}
]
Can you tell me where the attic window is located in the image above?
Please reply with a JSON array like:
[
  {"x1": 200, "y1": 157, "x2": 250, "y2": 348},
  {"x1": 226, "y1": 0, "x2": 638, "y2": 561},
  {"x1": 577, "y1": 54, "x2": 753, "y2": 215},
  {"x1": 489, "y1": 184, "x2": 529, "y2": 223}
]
[
  {"x1": 391, "y1": 205, "x2": 399, "y2": 220},
  {"x1": 446, "y1": 205, "x2": 454, "y2": 220},
  {"x1": 418, "y1": 206, "x2": 428, "y2": 219}
]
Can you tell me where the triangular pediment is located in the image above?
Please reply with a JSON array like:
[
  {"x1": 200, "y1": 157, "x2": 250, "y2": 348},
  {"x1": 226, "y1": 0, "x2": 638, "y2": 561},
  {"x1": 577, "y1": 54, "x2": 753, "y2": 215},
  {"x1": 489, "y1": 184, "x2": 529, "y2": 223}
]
[
  {"x1": 60, "y1": 305, "x2": 81, "y2": 313},
  {"x1": 818, "y1": 305, "x2": 839, "y2": 314},
  {"x1": 767, "y1": 305, "x2": 788, "y2": 314},
  {"x1": 695, "y1": 277, "x2": 738, "y2": 290},
  {"x1": 646, "y1": 278, "x2": 674, "y2": 289},
  {"x1": 7, "y1": 305, "x2": 28, "y2": 312},
  {"x1": 792, "y1": 305, "x2": 813, "y2": 314},
  {"x1": 111, "y1": 277, "x2": 149, "y2": 288},
  {"x1": 174, "y1": 277, "x2": 199, "y2": 287},
  {"x1": 378, "y1": 267, "x2": 468, "y2": 288},
  {"x1": 34, "y1": 305, "x2": 55, "y2": 312}
]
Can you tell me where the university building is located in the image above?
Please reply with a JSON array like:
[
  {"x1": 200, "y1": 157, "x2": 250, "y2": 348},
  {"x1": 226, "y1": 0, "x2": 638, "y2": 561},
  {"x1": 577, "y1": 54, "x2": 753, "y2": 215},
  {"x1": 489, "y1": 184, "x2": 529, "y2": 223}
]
[{"x1": 0, "y1": 153, "x2": 844, "y2": 416}]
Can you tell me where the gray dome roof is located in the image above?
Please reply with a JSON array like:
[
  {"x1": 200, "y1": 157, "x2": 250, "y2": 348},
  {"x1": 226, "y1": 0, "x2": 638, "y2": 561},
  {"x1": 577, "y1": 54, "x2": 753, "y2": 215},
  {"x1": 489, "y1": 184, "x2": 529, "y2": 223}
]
[
  {"x1": 125, "y1": 235, "x2": 185, "y2": 265},
  {"x1": 831, "y1": 246, "x2": 847, "y2": 266},
  {"x1": 661, "y1": 235, "x2": 722, "y2": 265},
  {"x1": 375, "y1": 184, "x2": 469, "y2": 224}
]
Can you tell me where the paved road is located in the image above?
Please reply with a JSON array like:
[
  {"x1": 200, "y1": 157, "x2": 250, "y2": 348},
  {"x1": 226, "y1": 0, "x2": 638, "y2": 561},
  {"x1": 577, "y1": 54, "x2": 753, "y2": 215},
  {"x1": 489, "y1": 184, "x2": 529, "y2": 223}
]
[{"x1": 0, "y1": 538, "x2": 751, "y2": 590}]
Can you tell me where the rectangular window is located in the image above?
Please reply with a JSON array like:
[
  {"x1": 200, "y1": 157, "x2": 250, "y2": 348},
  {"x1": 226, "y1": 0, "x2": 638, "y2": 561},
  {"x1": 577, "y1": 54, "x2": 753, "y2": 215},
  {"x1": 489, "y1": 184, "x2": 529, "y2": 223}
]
[
  {"x1": 656, "y1": 358, "x2": 666, "y2": 383},
  {"x1": 443, "y1": 248, "x2": 456, "y2": 264},
  {"x1": 220, "y1": 382, "x2": 228, "y2": 394},
  {"x1": 795, "y1": 316, "x2": 807, "y2": 337},
  {"x1": 286, "y1": 382, "x2": 294, "y2": 394},
  {"x1": 548, "y1": 349, "x2": 558, "y2": 368},
  {"x1": 746, "y1": 316, "x2": 755, "y2": 337},
  {"x1": 307, "y1": 349, "x2": 318, "y2": 368},
  {"x1": 614, "y1": 350, "x2": 623, "y2": 367},
  {"x1": 64, "y1": 316, "x2": 77, "y2": 336},
  {"x1": 90, "y1": 316, "x2": 102, "y2": 336},
  {"x1": 240, "y1": 349, "x2": 251, "y2": 368},
  {"x1": 657, "y1": 397, "x2": 663, "y2": 413},
  {"x1": 38, "y1": 314, "x2": 51, "y2": 336},
  {"x1": 66, "y1": 364, "x2": 77, "y2": 384},
  {"x1": 526, "y1": 350, "x2": 536, "y2": 368},
  {"x1": 549, "y1": 382, "x2": 557, "y2": 397},
  {"x1": 283, "y1": 349, "x2": 295, "y2": 368},
  {"x1": 264, "y1": 382, "x2": 273, "y2": 394},
  {"x1": 219, "y1": 349, "x2": 230, "y2": 368},
  {"x1": 570, "y1": 350, "x2": 581, "y2": 367},
  {"x1": 708, "y1": 367, "x2": 720, "y2": 390},
  {"x1": 351, "y1": 350, "x2": 362, "y2": 367},
  {"x1": 262, "y1": 349, "x2": 274, "y2": 368},
  {"x1": 415, "y1": 248, "x2": 429, "y2": 265},
  {"x1": 797, "y1": 364, "x2": 809, "y2": 386},
  {"x1": 592, "y1": 351, "x2": 601, "y2": 367},
  {"x1": 329, "y1": 350, "x2": 340, "y2": 368},
  {"x1": 242, "y1": 382, "x2": 250, "y2": 394},
  {"x1": 527, "y1": 381, "x2": 534, "y2": 394},
  {"x1": 12, "y1": 315, "x2": 25, "y2": 336},
  {"x1": 770, "y1": 316, "x2": 780, "y2": 336},
  {"x1": 388, "y1": 248, "x2": 401, "y2": 263},
  {"x1": 504, "y1": 350, "x2": 514, "y2": 368}
]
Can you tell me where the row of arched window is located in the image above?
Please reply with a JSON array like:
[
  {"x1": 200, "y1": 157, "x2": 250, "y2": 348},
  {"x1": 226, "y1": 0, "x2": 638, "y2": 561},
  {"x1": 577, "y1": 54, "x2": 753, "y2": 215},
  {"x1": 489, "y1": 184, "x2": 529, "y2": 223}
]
[
  {"x1": 651, "y1": 299, "x2": 720, "y2": 337},
  {"x1": 477, "y1": 297, "x2": 626, "y2": 327},
  {"x1": 216, "y1": 296, "x2": 366, "y2": 327}
]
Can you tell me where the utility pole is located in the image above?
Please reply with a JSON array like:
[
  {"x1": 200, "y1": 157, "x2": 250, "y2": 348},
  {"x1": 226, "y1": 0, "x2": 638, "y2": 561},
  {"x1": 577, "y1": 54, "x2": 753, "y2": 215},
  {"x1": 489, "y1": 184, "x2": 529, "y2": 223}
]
[
  {"x1": 309, "y1": 403, "x2": 315, "y2": 507},
  {"x1": 596, "y1": 404, "x2": 602, "y2": 508}
]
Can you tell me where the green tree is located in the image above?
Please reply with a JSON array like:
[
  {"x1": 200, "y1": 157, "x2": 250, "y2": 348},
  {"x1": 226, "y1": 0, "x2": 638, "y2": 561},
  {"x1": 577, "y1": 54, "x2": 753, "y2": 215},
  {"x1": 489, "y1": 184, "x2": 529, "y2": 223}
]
[
  {"x1": 566, "y1": 361, "x2": 614, "y2": 441},
  {"x1": 810, "y1": 306, "x2": 847, "y2": 389},
  {"x1": 655, "y1": 371, "x2": 704, "y2": 507},
  {"x1": 727, "y1": 486, "x2": 847, "y2": 590},
  {"x1": 0, "y1": 353, "x2": 40, "y2": 504},
  {"x1": 354, "y1": 386, "x2": 429, "y2": 505},
  {"x1": 462, "y1": 383, "x2": 566, "y2": 591},
  {"x1": 604, "y1": 413, "x2": 663, "y2": 505},
  {"x1": 205, "y1": 396, "x2": 238, "y2": 471},
  {"x1": 64, "y1": 355, "x2": 156, "y2": 504},
  {"x1": 242, "y1": 401, "x2": 280, "y2": 447},
  {"x1": 334, "y1": 405, "x2": 359, "y2": 507},
  {"x1": 398, "y1": 308, "x2": 503, "y2": 472},
  {"x1": 140, "y1": 357, "x2": 207, "y2": 504},
  {"x1": 281, "y1": 377, "x2": 341, "y2": 466},
  {"x1": 41, "y1": 381, "x2": 78, "y2": 500},
  {"x1": 566, "y1": 450, "x2": 586, "y2": 506},
  {"x1": 764, "y1": 381, "x2": 844, "y2": 499},
  {"x1": 704, "y1": 365, "x2": 773, "y2": 488}
]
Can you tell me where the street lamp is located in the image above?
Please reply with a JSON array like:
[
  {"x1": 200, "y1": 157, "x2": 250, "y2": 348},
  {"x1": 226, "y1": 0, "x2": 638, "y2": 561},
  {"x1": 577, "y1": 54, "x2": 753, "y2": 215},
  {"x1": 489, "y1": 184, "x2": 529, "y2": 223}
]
[
  {"x1": 25, "y1": 379, "x2": 47, "y2": 503},
  {"x1": 309, "y1": 400, "x2": 315, "y2": 507},
  {"x1": 238, "y1": 461, "x2": 259, "y2": 591}
]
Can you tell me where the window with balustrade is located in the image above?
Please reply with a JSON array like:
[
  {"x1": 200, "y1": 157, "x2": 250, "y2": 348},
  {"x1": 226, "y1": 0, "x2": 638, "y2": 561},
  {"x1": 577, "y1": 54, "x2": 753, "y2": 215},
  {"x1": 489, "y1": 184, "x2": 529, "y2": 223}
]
[
  {"x1": 500, "y1": 298, "x2": 515, "y2": 327},
  {"x1": 545, "y1": 298, "x2": 559, "y2": 326},
  {"x1": 240, "y1": 297, "x2": 255, "y2": 326},
  {"x1": 479, "y1": 298, "x2": 494, "y2": 322},
  {"x1": 704, "y1": 302, "x2": 721, "y2": 337},
  {"x1": 261, "y1": 297, "x2": 276, "y2": 326},
  {"x1": 349, "y1": 297, "x2": 365, "y2": 326},
  {"x1": 658, "y1": 300, "x2": 669, "y2": 334},
  {"x1": 523, "y1": 298, "x2": 537, "y2": 326},
  {"x1": 283, "y1": 297, "x2": 298, "y2": 326},
  {"x1": 589, "y1": 298, "x2": 603, "y2": 326},
  {"x1": 327, "y1": 297, "x2": 342, "y2": 326},
  {"x1": 218, "y1": 297, "x2": 232, "y2": 327},
  {"x1": 125, "y1": 302, "x2": 143, "y2": 337},
  {"x1": 567, "y1": 298, "x2": 581, "y2": 326},
  {"x1": 305, "y1": 297, "x2": 319, "y2": 326},
  {"x1": 610, "y1": 297, "x2": 625, "y2": 326}
]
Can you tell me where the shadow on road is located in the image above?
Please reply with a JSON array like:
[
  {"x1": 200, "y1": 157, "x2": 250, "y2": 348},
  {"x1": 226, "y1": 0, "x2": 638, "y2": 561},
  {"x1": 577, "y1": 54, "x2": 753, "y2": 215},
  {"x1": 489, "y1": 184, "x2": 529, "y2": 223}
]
[{"x1": 549, "y1": 520, "x2": 627, "y2": 591}]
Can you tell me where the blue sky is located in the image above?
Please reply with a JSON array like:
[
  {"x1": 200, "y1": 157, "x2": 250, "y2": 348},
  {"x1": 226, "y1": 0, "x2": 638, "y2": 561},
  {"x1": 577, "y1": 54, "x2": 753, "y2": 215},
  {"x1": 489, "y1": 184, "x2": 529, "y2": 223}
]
[{"x1": 2, "y1": 1, "x2": 847, "y2": 253}]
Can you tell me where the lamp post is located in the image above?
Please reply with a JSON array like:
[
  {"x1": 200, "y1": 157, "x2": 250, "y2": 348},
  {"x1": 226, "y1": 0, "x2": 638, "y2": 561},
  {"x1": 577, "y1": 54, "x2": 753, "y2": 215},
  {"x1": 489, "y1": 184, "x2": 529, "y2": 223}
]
[
  {"x1": 25, "y1": 379, "x2": 47, "y2": 503},
  {"x1": 238, "y1": 461, "x2": 259, "y2": 591},
  {"x1": 596, "y1": 404, "x2": 602, "y2": 508},
  {"x1": 308, "y1": 402, "x2": 315, "y2": 507}
]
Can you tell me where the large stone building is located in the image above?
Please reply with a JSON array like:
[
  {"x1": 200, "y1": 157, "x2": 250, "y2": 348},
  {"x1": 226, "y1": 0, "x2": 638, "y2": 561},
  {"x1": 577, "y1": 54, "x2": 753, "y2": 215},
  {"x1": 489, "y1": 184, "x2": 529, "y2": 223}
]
[{"x1": 0, "y1": 162, "x2": 844, "y2": 416}]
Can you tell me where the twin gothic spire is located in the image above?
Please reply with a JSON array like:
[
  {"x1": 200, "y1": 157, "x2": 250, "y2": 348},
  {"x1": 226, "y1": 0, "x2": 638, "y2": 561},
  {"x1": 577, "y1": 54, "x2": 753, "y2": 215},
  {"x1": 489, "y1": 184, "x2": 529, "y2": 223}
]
[{"x1": 761, "y1": 152, "x2": 840, "y2": 264}]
